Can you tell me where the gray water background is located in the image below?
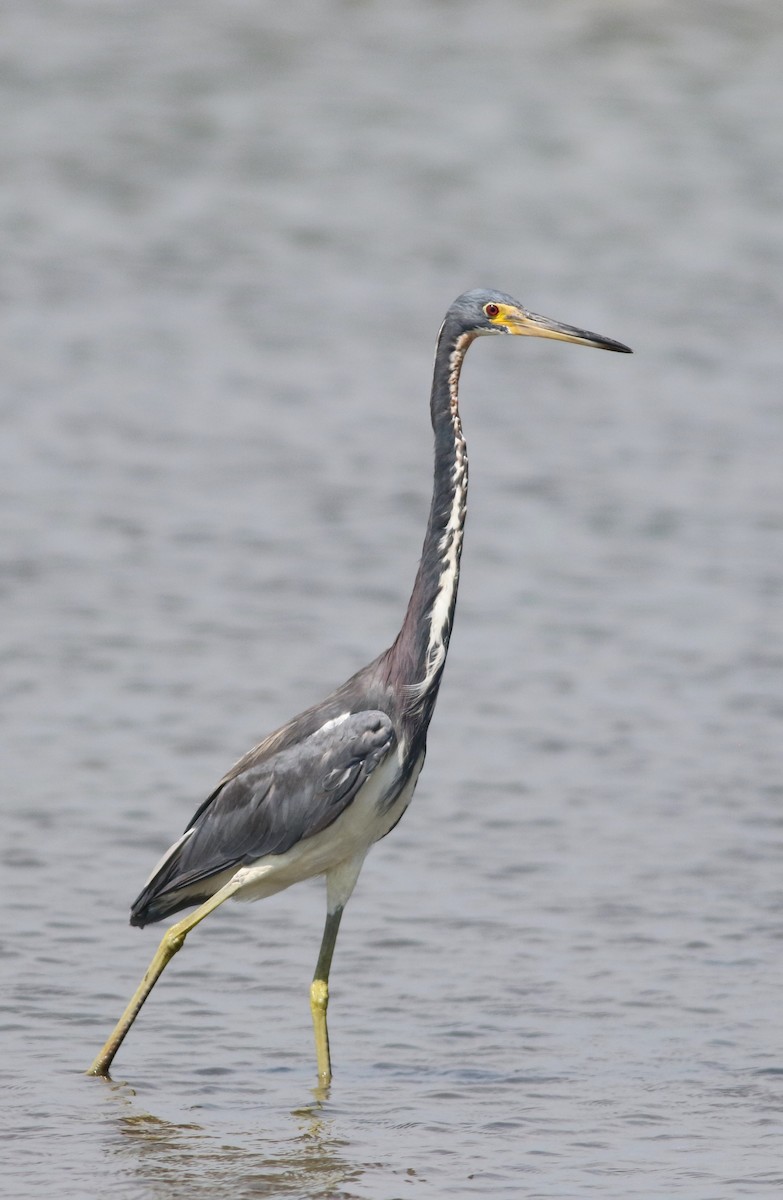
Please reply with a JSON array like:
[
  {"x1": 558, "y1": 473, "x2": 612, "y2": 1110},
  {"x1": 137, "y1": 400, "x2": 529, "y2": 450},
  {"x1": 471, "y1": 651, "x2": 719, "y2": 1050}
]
[{"x1": 1, "y1": 2, "x2": 782, "y2": 1197}]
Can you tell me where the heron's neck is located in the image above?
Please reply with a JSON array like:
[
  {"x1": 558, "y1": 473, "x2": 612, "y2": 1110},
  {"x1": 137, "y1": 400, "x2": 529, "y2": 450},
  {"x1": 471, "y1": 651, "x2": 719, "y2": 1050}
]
[{"x1": 389, "y1": 324, "x2": 473, "y2": 709}]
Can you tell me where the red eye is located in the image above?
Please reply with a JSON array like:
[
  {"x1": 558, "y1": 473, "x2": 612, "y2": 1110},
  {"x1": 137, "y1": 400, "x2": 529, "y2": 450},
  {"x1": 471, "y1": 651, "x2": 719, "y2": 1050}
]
[{"x1": 484, "y1": 303, "x2": 499, "y2": 318}]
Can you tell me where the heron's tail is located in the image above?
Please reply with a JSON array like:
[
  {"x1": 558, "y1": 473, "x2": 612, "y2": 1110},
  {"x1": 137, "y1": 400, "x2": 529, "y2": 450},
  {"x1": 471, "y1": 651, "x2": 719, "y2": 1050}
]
[
  {"x1": 130, "y1": 884, "x2": 214, "y2": 928},
  {"x1": 129, "y1": 827, "x2": 239, "y2": 927}
]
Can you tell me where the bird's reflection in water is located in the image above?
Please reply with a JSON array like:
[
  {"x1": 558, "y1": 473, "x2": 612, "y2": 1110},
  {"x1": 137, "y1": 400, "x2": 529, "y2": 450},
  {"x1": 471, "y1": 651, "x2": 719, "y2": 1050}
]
[{"x1": 107, "y1": 1083, "x2": 365, "y2": 1198}]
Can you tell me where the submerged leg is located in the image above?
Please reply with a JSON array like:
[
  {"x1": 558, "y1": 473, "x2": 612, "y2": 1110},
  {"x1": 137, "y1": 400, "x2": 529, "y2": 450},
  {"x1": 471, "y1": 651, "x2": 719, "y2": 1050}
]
[
  {"x1": 310, "y1": 905, "x2": 345, "y2": 1084},
  {"x1": 87, "y1": 878, "x2": 242, "y2": 1077}
]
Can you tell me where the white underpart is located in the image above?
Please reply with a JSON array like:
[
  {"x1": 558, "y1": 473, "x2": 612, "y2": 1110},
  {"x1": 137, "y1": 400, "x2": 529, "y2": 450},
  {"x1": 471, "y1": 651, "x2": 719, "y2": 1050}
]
[
  {"x1": 407, "y1": 337, "x2": 469, "y2": 706},
  {"x1": 229, "y1": 745, "x2": 426, "y2": 913}
]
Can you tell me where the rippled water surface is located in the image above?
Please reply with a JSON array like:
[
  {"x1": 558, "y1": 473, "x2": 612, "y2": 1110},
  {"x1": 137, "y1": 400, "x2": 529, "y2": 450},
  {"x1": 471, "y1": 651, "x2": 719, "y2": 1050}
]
[{"x1": 2, "y1": 2, "x2": 782, "y2": 1197}]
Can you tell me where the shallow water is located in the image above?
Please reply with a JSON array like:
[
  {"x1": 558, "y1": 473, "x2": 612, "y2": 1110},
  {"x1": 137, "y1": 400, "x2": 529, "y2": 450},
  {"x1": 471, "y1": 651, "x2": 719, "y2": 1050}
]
[{"x1": 2, "y1": 2, "x2": 782, "y2": 1197}]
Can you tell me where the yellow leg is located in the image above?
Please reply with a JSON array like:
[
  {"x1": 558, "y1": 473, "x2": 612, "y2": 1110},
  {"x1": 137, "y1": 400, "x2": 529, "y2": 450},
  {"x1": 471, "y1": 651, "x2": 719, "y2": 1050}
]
[
  {"x1": 309, "y1": 905, "x2": 344, "y2": 1084},
  {"x1": 86, "y1": 879, "x2": 241, "y2": 1077}
]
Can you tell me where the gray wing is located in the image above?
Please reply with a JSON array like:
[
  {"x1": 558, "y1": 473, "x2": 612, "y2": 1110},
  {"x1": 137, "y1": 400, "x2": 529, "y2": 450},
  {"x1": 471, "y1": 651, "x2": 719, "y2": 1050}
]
[{"x1": 130, "y1": 710, "x2": 395, "y2": 926}]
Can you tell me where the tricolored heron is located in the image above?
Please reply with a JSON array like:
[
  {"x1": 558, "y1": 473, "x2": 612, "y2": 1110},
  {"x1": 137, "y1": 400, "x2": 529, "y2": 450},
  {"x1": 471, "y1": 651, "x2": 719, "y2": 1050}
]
[{"x1": 87, "y1": 289, "x2": 631, "y2": 1083}]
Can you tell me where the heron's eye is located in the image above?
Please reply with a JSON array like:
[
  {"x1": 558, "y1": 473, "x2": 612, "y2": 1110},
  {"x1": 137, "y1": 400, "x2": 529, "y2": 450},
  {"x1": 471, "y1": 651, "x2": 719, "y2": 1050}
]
[{"x1": 484, "y1": 303, "x2": 500, "y2": 318}]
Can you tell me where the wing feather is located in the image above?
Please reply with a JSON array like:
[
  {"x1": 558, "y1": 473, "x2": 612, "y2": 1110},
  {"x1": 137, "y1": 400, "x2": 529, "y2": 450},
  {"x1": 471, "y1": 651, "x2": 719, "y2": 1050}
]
[{"x1": 130, "y1": 710, "x2": 395, "y2": 925}]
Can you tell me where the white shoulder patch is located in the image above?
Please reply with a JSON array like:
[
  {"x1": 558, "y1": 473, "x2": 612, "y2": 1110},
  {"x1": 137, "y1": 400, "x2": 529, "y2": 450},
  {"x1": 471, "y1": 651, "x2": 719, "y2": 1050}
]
[{"x1": 317, "y1": 712, "x2": 352, "y2": 736}]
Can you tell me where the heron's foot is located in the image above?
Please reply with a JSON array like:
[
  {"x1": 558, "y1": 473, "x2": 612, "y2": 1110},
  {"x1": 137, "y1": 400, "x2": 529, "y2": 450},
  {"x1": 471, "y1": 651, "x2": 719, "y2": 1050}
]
[
  {"x1": 310, "y1": 978, "x2": 332, "y2": 1082},
  {"x1": 86, "y1": 920, "x2": 191, "y2": 1076},
  {"x1": 87, "y1": 878, "x2": 243, "y2": 1078},
  {"x1": 310, "y1": 979, "x2": 329, "y2": 1013}
]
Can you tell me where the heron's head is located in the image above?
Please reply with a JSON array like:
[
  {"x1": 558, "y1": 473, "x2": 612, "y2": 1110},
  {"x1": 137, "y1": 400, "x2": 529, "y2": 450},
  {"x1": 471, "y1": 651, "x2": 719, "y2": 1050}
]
[{"x1": 449, "y1": 289, "x2": 632, "y2": 353}]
